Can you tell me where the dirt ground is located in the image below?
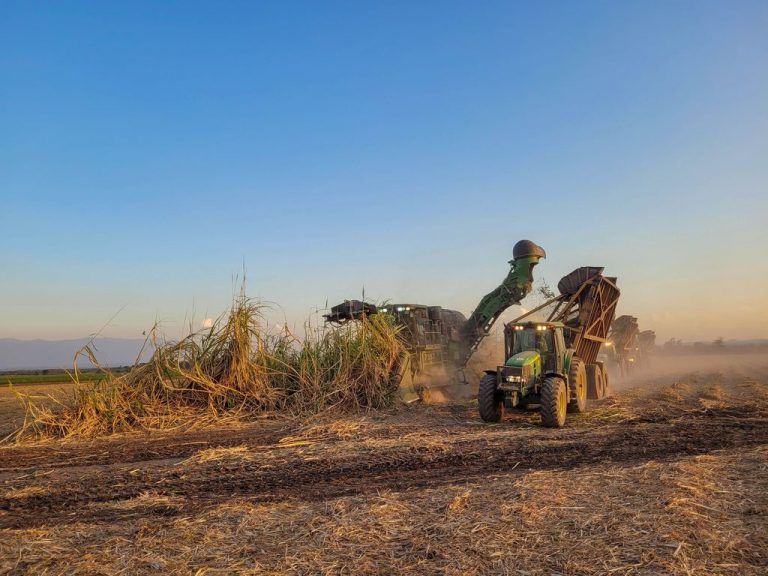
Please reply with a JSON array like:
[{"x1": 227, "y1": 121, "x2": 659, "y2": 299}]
[{"x1": 1, "y1": 354, "x2": 767, "y2": 575}]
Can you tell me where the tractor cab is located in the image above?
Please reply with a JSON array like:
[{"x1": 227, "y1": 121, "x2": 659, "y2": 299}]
[{"x1": 504, "y1": 321, "x2": 566, "y2": 374}]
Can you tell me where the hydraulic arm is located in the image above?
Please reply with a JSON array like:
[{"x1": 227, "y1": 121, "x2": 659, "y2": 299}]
[{"x1": 458, "y1": 240, "x2": 546, "y2": 366}]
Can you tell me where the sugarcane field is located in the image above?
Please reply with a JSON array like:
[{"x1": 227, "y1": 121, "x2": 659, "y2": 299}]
[{"x1": 2, "y1": 2, "x2": 766, "y2": 575}]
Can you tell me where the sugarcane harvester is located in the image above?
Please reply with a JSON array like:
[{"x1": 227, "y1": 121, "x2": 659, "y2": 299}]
[{"x1": 324, "y1": 240, "x2": 548, "y2": 401}]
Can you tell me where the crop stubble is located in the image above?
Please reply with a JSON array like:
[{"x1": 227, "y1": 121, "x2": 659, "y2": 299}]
[{"x1": 1, "y1": 363, "x2": 767, "y2": 575}]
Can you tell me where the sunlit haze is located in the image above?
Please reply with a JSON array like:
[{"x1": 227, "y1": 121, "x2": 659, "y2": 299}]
[{"x1": 1, "y1": 1, "x2": 766, "y2": 344}]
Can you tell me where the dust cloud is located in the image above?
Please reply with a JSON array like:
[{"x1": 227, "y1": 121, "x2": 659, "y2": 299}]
[
  {"x1": 452, "y1": 343, "x2": 767, "y2": 402},
  {"x1": 612, "y1": 351, "x2": 768, "y2": 393}
]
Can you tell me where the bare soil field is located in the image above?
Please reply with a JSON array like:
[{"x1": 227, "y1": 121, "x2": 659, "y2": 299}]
[{"x1": 1, "y1": 355, "x2": 767, "y2": 575}]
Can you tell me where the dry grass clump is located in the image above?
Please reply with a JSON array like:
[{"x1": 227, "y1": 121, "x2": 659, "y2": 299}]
[
  {"x1": 2, "y1": 485, "x2": 51, "y2": 500},
  {"x1": 286, "y1": 313, "x2": 403, "y2": 413},
  {"x1": 181, "y1": 445, "x2": 254, "y2": 465},
  {"x1": 700, "y1": 384, "x2": 725, "y2": 401},
  {"x1": 657, "y1": 380, "x2": 692, "y2": 403},
  {"x1": 16, "y1": 297, "x2": 404, "y2": 439}
]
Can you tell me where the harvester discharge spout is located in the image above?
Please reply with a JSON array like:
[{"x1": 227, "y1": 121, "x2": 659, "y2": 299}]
[{"x1": 457, "y1": 240, "x2": 546, "y2": 368}]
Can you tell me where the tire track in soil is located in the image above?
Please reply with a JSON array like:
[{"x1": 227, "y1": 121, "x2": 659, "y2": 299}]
[
  {"x1": 0, "y1": 424, "x2": 293, "y2": 472},
  {"x1": 2, "y1": 408, "x2": 767, "y2": 529}
]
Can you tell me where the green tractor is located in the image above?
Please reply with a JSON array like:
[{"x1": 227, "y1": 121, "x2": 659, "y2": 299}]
[
  {"x1": 479, "y1": 321, "x2": 589, "y2": 427},
  {"x1": 478, "y1": 267, "x2": 620, "y2": 427}
]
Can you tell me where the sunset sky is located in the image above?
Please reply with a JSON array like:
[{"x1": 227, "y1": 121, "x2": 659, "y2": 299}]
[{"x1": 2, "y1": 1, "x2": 766, "y2": 343}]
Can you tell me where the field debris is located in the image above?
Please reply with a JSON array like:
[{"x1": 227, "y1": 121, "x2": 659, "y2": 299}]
[{"x1": 0, "y1": 365, "x2": 766, "y2": 574}]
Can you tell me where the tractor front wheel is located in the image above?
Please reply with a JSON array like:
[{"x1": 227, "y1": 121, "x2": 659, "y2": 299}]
[
  {"x1": 567, "y1": 356, "x2": 588, "y2": 413},
  {"x1": 478, "y1": 373, "x2": 504, "y2": 422},
  {"x1": 540, "y1": 376, "x2": 568, "y2": 428}
]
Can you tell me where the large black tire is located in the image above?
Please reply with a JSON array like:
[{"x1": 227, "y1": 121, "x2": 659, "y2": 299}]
[
  {"x1": 586, "y1": 363, "x2": 606, "y2": 400},
  {"x1": 567, "y1": 356, "x2": 588, "y2": 413},
  {"x1": 600, "y1": 361, "x2": 611, "y2": 397},
  {"x1": 586, "y1": 364, "x2": 600, "y2": 400},
  {"x1": 478, "y1": 373, "x2": 504, "y2": 422},
  {"x1": 540, "y1": 376, "x2": 567, "y2": 428},
  {"x1": 597, "y1": 364, "x2": 606, "y2": 399}
]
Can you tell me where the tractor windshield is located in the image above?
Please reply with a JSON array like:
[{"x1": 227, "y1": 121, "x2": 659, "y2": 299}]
[{"x1": 512, "y1": 328, "x2": 554, "y2": 356}]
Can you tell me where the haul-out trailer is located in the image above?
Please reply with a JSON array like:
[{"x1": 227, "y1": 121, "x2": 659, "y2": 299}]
[
  {"x1": 606, "y1": 315, "x2": 640, "y2": 376},
  {"x1": 638, "y1": 330, "x2": 657, "y2": 363}
]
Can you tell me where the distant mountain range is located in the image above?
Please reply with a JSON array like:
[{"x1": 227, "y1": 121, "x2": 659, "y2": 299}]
[{"x1": 0, "y1": 338, "x2": 150, "y2": 371}]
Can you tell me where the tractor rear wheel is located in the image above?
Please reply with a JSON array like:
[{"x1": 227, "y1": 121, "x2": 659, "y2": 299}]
[
  {"x1": 540, "y1": 376, "x2": 567, "y2": 428},
  {"x1": 478, "y1": 373, "x2": 504, "y2": 422},
  {"x1": 567, "y1": 356, "x2": 588, "y2": 413}
]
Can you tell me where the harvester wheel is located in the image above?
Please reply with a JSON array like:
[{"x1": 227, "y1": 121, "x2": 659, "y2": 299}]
[
  {"x1": 567, "y1": 356, "x2": 588, "y2": 413},
  {"x1": 478, "y1": 373, "x2": 504, "y2": 423},
  {"x1": 540, "y1": 376, "x2": 567, "y2": 428}
]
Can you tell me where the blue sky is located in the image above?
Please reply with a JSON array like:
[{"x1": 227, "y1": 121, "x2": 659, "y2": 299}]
[{"x1": 1, "y1": 1, "x2": 767, "y2": 342}]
